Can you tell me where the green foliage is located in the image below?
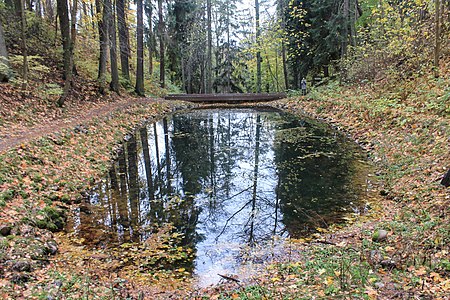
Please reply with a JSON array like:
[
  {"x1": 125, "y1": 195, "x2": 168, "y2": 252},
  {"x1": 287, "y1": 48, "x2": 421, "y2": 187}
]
[
  {"x1": 340, "y1": 0, "x2": 437, "y2": 83},
  {"x1": 9, "y1": 55, "x2": 50, "y2": 82},
  {"x1": 34, "y1": 206, "x2": 66, "y2": 232},
  {"x1": 286, "y1": 0, "x2": 355, "y2": 81},
  {"x1": 0, "y1": 188, "x2": 15, "y2": 205},
  {"x1": 40, "y1": 83, "x2": 63, "y2": 96},
  {"x1": 0, "y1": 57, "x2": 12, "y2": 80}
]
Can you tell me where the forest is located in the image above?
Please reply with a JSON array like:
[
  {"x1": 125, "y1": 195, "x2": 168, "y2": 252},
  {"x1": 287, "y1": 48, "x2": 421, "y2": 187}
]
[
  {"x1": 1, "y1": 0, "x2": 447, "y2": 98},
  {"x1": 0, "y1": 0, "x2": 449, "y2": 299}
]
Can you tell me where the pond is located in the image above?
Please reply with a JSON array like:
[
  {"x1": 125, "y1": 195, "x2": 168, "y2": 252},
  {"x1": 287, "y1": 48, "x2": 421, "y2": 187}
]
[{"x1": 69, "y1": 108, "x2": 372, "y2": 286}]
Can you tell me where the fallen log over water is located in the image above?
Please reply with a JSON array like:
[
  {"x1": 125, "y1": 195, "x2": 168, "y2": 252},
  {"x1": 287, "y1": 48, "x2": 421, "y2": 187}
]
[{"x1": 164, "y1": 93, "x2": 287, "y2": 103}]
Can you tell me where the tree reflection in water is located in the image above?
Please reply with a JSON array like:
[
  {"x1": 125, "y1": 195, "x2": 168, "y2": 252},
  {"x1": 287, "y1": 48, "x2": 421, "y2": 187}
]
[{"x1": 72, "y1": 108, "x2": 371, "y2": 286}]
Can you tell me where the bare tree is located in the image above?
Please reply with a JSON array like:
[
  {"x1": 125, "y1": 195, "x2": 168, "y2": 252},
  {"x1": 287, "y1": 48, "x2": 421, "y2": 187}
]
[
  {"x1": 206, "y1": 0, "x2": 212, "y2": 93},
  {"x1": 255, "y1": 0, "x2": 261, "y2": 93},
  {"x1": 158, "y1": 0, "x2": 165, "y2": 88},
  {"x1": 135, "y1": 0, "x2": 145, "y2": 95},
  {"x1": 108, "y1": 0, "x2": 120, "y2": 92},
  {"x1": 70, "y1": 0, "x2": 78, "y2": 75},
  {"x1": 56, "y1": 0, "x2": 73, "y2": 106},
  {"x1": 434, "y1": 0, "x2": 441, "y2": 78},
  {"x1": 116, "y1": 0, "x2": 130, "y2": 81},
  {"x1": 144, "y1": 0, "x2": 154, "y2": 76},
  {"x1": 19, "y1": 0, "x2": 28, "y2": 90},
  {"x1": 96, "y1": 0, "x2": 108, "y2": 94}
]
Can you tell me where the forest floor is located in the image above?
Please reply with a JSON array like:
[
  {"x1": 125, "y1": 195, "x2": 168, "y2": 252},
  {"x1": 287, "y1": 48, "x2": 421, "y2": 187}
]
[{"x1": 0, "y1": 69, "x2": 449, "y2": 299}]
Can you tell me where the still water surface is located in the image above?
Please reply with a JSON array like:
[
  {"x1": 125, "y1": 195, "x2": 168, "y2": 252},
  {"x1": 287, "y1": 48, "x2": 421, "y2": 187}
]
[{"x1": 71, "y1": 108, "x2": 371, "y2": 286}]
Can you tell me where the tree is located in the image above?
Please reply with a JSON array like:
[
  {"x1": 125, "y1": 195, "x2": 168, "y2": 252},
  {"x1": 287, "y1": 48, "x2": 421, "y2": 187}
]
[
  {"x1": 285, "y1": 0, "x2": 360, "y2": 84},
  {"x1": 206, "y1": 0, "x2": 212, "y2": 93},
  {"x1": 56, "y1": 0, "x2": 73, "y2": 106},
  {"x1": 116, "y1": 0, "x2": 130, "y2": 81},
  {"x1": 167, "y1": 0, "x2": 204, "y2": 93},
  {"x1": 277, "y1": 0, "x2": 289, "y2": 90},
  {"x1": 255, "y1": 0, "x2": 261, "y2": 92},
  {"x1": 135, "y1": 0, "x2": 145, "y2": 95},
  {"x1": 107, "y1": 0, "x2": 120, "y2": 92},
  {"x1": 96, "y1": 0, "x2": 108, "y2": 94},
  {"x1": 20, "y1": 0, "x2": 28, "y2": 89},
  {"x1": 434, "y1": 0, "x2": 440, "y2": 78},
  {"x1": 144, "y1": 0, "x2": 154, "y2": 76},
  {"x1": 0, "y1": 19, "x2": 11, "y2": 82},
  {"x1": 71, "y1": 0, "x2": 79, "y2": 75},
  {"x1": 157, "y1": 0, "x2": 165, "y2": 88}
]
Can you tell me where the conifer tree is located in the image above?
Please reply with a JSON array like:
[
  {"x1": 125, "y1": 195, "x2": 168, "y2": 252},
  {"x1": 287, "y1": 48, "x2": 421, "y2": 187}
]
[{"x1": 136, "y1": 0, "x2": 145, "y2": 95}]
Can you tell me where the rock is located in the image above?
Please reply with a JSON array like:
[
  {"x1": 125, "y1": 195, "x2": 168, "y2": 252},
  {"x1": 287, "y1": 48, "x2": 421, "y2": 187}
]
[
  {"x1": 374, "y1": 282, "x2": 385, "y2": 289},
  {"x1": 74, "y1": 125, "x2": 89, "y2": 134},
  {"x1": 369, "y1": 250, "x2": 382, "y2": 265},
  {"x1": 12, "y1": 260, "x2": 32, "y2": 272},
  {"x1": 379, "y1": 190, "x2": 389, "y2": 196},
  {"x1": 54, "y1": 280, "x2": 63, "y2": 288},
  {"x1": 11, "y1": 273, "x2": 30, "y2": 283},
  {"x1": 45, "y1": 240, "x2": 58, "y2": 255},
  {"x1": 372, "y1": 229, "x2": 388, "y2": 242},
  {"x1": 0, "y1": 225, "x2": 11, "y2": 236},
  {"x1": 380, "y1": 259, "x2": 397, "y2": 269}
]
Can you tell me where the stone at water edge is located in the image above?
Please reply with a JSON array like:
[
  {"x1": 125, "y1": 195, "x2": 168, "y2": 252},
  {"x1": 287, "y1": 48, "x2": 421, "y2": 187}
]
[{"x1": 372, "y1": 229, "x2": 388, "y2": 242}]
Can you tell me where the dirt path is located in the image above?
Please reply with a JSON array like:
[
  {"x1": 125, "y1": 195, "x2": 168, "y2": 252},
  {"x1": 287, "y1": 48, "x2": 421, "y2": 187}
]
[{"x1": 0, "y1": 97, "x2": 159, "y2": 155}]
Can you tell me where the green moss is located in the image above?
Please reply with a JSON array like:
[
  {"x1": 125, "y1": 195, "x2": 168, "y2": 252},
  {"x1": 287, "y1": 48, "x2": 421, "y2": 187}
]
[{"x1": 35, "y1": 206, "x2": 66, "y2": 232}]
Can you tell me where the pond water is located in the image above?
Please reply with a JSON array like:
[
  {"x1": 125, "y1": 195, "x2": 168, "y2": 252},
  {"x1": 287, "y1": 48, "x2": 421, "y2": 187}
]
[{"x1": 69, "y1": 108, "x2": 372, "y2": 286}]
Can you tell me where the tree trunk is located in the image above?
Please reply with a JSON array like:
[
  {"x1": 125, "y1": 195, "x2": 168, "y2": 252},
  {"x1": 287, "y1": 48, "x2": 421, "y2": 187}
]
[
  {"x1": 70, "y1": 0, "x2": 78, "y2": 75},
  {"x1": 108, "y1": 0, "x2": 119, "y2": 92},
  {"x1": 19, "y1": 0, "x2": 28, "y2": 90},
  {"x1": 116, "y1": 0, "x2": 130, "y2": 81},
  {"x1": 225, "y1": 1, "x2": 231, "y2": 93},
  {"x1": 96, "y1": 0, "x2": 108, "y2": 93},
  {"x1": 44, "y1": 0, "x2": 54, "y2": 20},
  {"x1": 255, "y1": 0, "x2": 261, "y2": 93},
  {"x1": 144, "y1": 0, "x2": 153, "y2": 77},
  {"x1": 56, "y1": 0, "x2": 73, "y2": 106},
  {"x1": 206, "y1": 0, "x2": 212, "y2": 93},
  {"x1": 277, "y1": 0, "x2": 288, "y2": 90},
  {"x1": 135, "y1": 0, "x2": 145, "y2": 95},
  {"x1": 158, "y1": 0, "x2": 165, "y2": 88},
  {"x1": 35, "y1": 0, "x2": 42, "y2": 17},
  {"x1": 434, "y1": 0, "x2": 440, "y2": 78},
  {"x1": 0, "y1": 19, "x2": 11, "y2": 82},
  {"x1": 341, "y1": 0, "x2": 349, "y2": 58}
]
